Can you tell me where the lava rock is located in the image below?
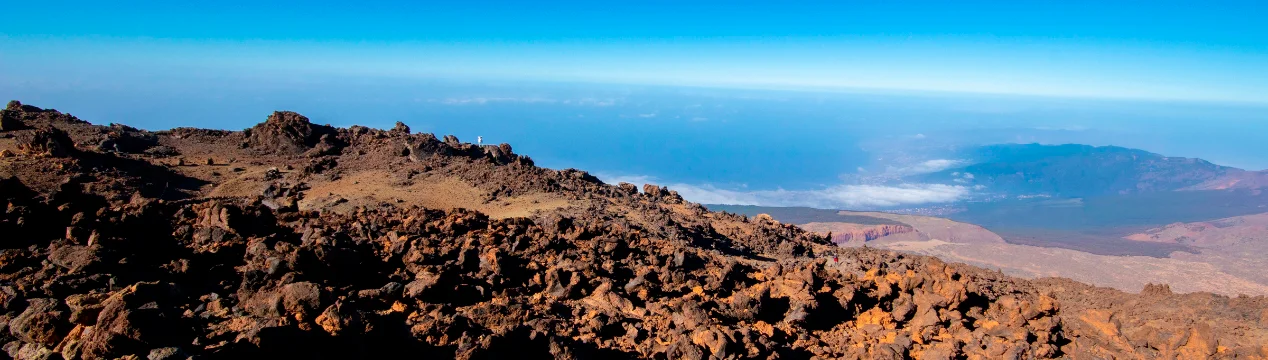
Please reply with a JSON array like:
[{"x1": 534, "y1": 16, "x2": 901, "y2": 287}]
[{"x1": 9, "y1": 299, "x2": 69, "y2": 347}]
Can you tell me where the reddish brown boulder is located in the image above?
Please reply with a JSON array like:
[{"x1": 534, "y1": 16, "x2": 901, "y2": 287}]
[
  {"x1": 279, "y1": 282, "x2": 323, "y2": 321},
  {"x1": 79, "y1": 283, "x2": 185, "y2": 359},
  {"x1": 389, "y1": 121, "x2": 410, "y2": 135},
  {"x1": 17, "y1": 127, "x2": 75, "y2": 157},
  {"x1": 243, "y1": 111, "x2": 341, "y2": 155},
  {"x1": 617, "y1": 182, "x2": 639, "y2": 196},
  {"x1": 9, "y1": 299, "x2": 69, "y2": 347}
]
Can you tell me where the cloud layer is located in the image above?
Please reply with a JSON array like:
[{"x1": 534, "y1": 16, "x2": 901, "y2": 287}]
[
  {"x1": 428, "y1": 97, "x2": 618, "y2": 106},
  {"x1": 884, "y1": 159, "x2": 966, "y2": 176},
  {"x1": 598, "y1": 174, "x2": 968, "y2": 210}
]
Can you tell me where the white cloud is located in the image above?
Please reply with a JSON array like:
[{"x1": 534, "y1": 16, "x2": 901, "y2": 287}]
[
  {"x1": 595, "y1": 173, "x2": 968, "y2": 209},
  {"x1": 596, "y1": 174, "x2": 654, "y2": 187},
  {"x1": 562, "y1": 98, "x2": 618, "y2": 106},
  {"x1": 1034, "y1": 125, "x2": 1088, "y2": 131},
  {"x1": 885, "y1": 159, "x2": 966, "y2": 176},
  {"x1": 431, "y1": 97, "x2": 620, "y2": 106},
  {"x1": 431, "y1": 97, "x2": 557, "y2": 105},
  {"x1": 671, "y1": 183, "x2": 969, "y2": 209},
  {"x1": 913, "y1": 133, "x2": 927, "y2": 139}
]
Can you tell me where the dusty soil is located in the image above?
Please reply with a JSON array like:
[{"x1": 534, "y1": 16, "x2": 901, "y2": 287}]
[
  {"x1": 799, "y1": 211, "x2": 1268, "y2": 297},
  {"x1": 0, "y1": 100, "x2": 1266, "y2": 359}
]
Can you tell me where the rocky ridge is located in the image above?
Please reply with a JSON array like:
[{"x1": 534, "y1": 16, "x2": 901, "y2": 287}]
[
  {"x1": 800, "y1": 223, "x2": 915, "y2": 245},
  {"x1": 0, "y1": 102, "x2": 1265, "y2": 359}
]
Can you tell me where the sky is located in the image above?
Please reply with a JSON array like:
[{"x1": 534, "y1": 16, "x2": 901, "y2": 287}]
[
  {"x1": 3, "y1": 1, "x2": 1267, "y2": 103},
  {"x1": 3, "y1": 1, "x2": 1268, "y2": 209}
]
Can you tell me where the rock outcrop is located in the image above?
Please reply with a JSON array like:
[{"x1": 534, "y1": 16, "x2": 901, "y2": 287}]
[
  {"x1": 1, "y1": 101, "x2": 28, "y2": 131},
  {"x1": 243, "y1": 111, "x2": 342, "y2": 156},
  {"x1": 834, "y1": 224, "x2": 914, "y2": 243},
  {"x1": 17, "y1": 126, "x2": 76, "y2": 157}
]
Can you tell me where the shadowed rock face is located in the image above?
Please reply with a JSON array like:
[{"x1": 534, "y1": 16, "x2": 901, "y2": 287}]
[
  {"x1": 0, "y1": 102, "x2": 27, "y2": 131},
  {"x1": 0, "y1": 100, "x2": 1264, "y2": 359},
  {"x1": 17, "y1": 127, "x2": 76, "y2": 158},
  {"x1": 800, "y1": 223, "x2": 915, "y2": 244},
  {"x1": 1, "y1": 101, "x2": 88, "y2": 131}
]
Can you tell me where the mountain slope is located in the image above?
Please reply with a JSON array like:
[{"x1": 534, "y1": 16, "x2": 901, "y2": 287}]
[
  {"x1": 917, "y1": 143, "x2": 1267, "y2": 197},
  {"x1": 0, "y1": 101, "x2": 1265, "y2": 359},
  {"x1": 1127, "y1": 213, "x2": 1268, "y2": 286},
  {"x1": 731, "y1": 205, "x2": 1268, "y2": 297}
]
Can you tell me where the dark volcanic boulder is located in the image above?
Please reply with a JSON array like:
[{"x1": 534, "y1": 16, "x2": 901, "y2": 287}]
[
  {"x1": 279, "y1": 282, "x2": 323, "y2": 321},
  {"x1": 0, "y1": 102, "x2": 26, "y2": 131},
  {"x1": 641, "y1": 184, "x2": 684, "y2": 203},
  {"x1": 390, "y1": 121, "x2": 410, "y2": 135},
  {"x1": 243, "y1": 111, "x2": 342, "y2": 155},
  {"x1": 9, "y1": 298, "x2": 70, "y2": 347},
  {"x1": 240, "y1": 282, "x2": 324, "y2": 321},
  {"x1": 96, "y1": 124, "x2": 159, "y2": 153},
  {"x1": 402, "y1": 134, "x2": 451, "y2": 162},
  {"x1": 0, "y1": 114, "x2": 23, "y2": 132},
  {"x1": 2, "y1": 101, "x2": 88, "y2": 128},
  {"x1": 17, "y1": 127, "x2": 75, "y2": 157},
  {"x1": 617, "y1": 182, "x2": 639, "y2": 196},
  {"x1": 80, "y1": 282, "x2": 186, "y2": 359},
  {"x1": 146, "y1": 347, "x2": 189, "y2": 360},
  {"x1": 47, "y1": 245, "x2": 107, "y2": 273}
]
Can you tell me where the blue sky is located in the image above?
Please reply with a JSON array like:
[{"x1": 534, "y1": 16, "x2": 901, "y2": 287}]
[{"x1": 3, "y1": 1, "x2": 1267, "y2": 102}]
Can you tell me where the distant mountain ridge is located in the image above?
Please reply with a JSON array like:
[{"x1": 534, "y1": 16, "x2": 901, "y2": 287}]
[
  {"x1": 704, "y1": 204, "x2": 903, "y2": 225},
  {"x1": 915, "y1": 143, "x2": 1268, "y2": 197}
]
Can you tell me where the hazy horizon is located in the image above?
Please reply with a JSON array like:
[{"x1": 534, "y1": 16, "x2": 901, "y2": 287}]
[
  {"x1": 6, "y1": 77, "x2": 1268, "y2": 210},
  {"x1": 4, "y1": 1, "x2": 1266, "y2": 209}
]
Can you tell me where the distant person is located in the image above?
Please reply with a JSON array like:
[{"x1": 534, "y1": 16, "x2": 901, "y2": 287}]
[{"x1": 477, "y1": 136, "x2": 483, "y2": 146}]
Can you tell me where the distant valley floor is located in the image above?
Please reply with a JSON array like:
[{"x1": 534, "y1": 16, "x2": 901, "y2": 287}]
[{"x1": 709, "y1": 204, "x2": 1268, "y2": 296}]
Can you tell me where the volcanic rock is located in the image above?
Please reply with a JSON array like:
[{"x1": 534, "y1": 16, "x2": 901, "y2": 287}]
[
  {"x1": 95, "y1": 124, "x2": 159, "y2": 154},
  {"x1": 79, "y1": 282, "x2": 186, "y2": 359},
  {"x1": 9, "y1": 299, "x2": 69, "y2": 347},
  {"x1": 390, "y1": 121, "x2": 410, "y2": 135},
  {"x1": 0, "y1": 109, "x2": 26, "y2": 132},
  {"x1": 17, "y1": 127, "x2": 75, "y2": 157},
  {"x1": 1141, "y1": 283, "x2": 1174, "y2": 296},
  {"x1": 243, "y1": 111, "x2": 341, "y2": 155},
  {"x1": 146, "y1": 347, "x2": 188, "y2": 360}
]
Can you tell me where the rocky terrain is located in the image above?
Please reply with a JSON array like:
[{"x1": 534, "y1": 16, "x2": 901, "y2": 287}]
[{"x1": 0, "y1": 100, "x2": 1266, "y2": 359}]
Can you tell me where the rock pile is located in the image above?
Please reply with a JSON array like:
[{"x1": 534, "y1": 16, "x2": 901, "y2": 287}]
[
  {"x1": 0, "y1": 180, "x2": 1067, "y2": 359},
  {"x1": 243, "y1": 111, "x2": 342, "y2": 156},
  {"x1": 16, "y1": 127, "x2": 76, "y2": 158}
]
